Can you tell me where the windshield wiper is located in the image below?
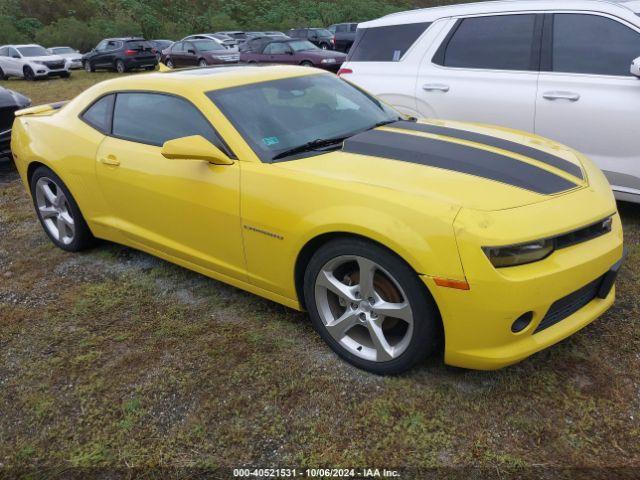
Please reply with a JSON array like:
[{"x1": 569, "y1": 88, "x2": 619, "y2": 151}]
[{"x1": 271, "y1": 135, "x2": 349, "y2": 161}]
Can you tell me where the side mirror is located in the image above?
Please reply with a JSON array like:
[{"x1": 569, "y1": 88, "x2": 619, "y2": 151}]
[
  {"x1": 12, "y1": 55, "x2": 20, "y2": 59},
  {"x1": 161, "y1": 135, "x2": 234, "y2": 165},
  {"x1": 188, "y1": 49, "x2": 196, "y2": 55},
  {"x1": 631, "y1": 56, "x2": 640, "y2": 78}
]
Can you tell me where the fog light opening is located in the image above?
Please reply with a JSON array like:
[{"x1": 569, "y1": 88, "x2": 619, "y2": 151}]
[{"x1": 511, "y1": 312, "x2": 533, "y2": 333}]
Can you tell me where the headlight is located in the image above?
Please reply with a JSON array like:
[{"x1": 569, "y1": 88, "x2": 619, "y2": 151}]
[
  {"x1": 482, "y1": 239, "x2": 554, "y2": 268},
  {"x1": 321, "y1": 58, "x2": 336, "y2": 64}
]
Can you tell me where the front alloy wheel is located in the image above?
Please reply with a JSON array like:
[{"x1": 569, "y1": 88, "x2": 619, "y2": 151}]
[
  {"x1": 315, "y1": 255, "x2": 413, "y2": 362},
  {"x1": 304, "y1": 238, "x2": 439, "y2": 374}
]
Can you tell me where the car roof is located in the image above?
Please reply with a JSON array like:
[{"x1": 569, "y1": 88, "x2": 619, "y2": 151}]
[
  {"x1": 90, "y1": 65, "x2": 325, "y2": 95},
  {"x1": 6, "y1": 44, "x2": 44, "y2": 48},
  {"x1": 104, "y1": 37, "x2": 145, "y2": 41},
  {"x1": 360, "y1": 0, "x2": 640, "y2": 27}
]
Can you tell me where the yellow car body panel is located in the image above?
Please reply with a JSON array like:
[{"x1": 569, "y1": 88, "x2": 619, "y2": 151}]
[{"x1": 11, "y1": 66, "x2": 624, "y2": 369}]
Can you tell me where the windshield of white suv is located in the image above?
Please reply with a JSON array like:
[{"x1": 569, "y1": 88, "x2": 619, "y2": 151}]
[
  {"x1": 17, "y1": 46, "x2": 48, "y2": 57},
  {"x1": 207, "y1": 73, "x2": 402, "y2": 162},
  {"x1": 289, "y1": 40, "x2": 318, "y2": 52}
]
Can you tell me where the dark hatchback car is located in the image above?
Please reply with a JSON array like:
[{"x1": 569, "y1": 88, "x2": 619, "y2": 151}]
[
  {"x1": 83, "y1": 37, "x2": 158, "y2": 73},
  {"x1": 327, "y1": 23, "x2": 358, "y2": 52},
  {"x1": 0, "y1": 87, "x2": 30, "y2": 158},
  {"x1": 288, "y1": 28, "x2": 335, "y2": 50},
  {"x1": 161, "y1": 39, "x2": 239, "y2": 68},
  {"x1": 240, "y1": 39, "x2": 346, "y2": 71}
]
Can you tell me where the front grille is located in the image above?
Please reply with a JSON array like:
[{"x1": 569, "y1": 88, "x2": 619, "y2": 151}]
[
  {"x1": 45, "y1": 61, "x2": 65, "y2": 69},
  {"x1": 535, "y1": 275, "x2": 605, "y2": 333}
]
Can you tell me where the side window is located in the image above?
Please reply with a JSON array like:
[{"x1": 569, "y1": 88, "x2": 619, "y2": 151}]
[
  {"x1": 8, "y1": 47, "x2": 20, "y2": 58},
  {"x1": 185, "y1": 42, "x2": 196, "y2": 53},
  {"x1": 171, "y1": 42, "x2": 184, "y2": 53},
  {"x1": 265, "y1": 43, "x2": 289, "y2": 54},
  {"x1": 551, "y1": 14, "x2": 640, "y2": 76},
  {"x1": 336, "y1": 24, "x2": 347, "y2": 33},
  {"x1": 349, "y1": 24, "x2": 358, "y2": 33},
  {"x1": 112, "y1": 92, "x2": 225, "y2": 149},
  {"x1": 81, "y1": 94, "x2": 115, "y2": 134},
  {"x1": 437, "y1": 15, "x2": 537, "y2": 71},
  {"x1": 0, "y1": 47, "x2": 7, "y2": 56},
  {"x1": 348, "y1": 22, "x2": 431, "y2": 62}
]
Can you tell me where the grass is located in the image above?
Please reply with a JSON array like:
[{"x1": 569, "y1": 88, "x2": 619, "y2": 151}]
[{"x1": 1, "y1": 72, "x2": 639, "y2": 475}]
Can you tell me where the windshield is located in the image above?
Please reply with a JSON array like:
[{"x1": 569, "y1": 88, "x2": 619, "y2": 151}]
[
  {"x1": 289, "y1": 40, "x2": 318, "y2": 52},
  {"x1": 207, "y1": 74, "x2": 401, "y2": 162},
  {"x1": 193, "y1": 40, "x2": 224, "y2": 52},
  {"x1": 17, "y1": 46, "x2": 48, "y2": 57},
  {"x1": 52, "y1": 47, "x2": 75, "y2": 54},
  {"x1": 314, "y1": 29, "x2": 333, "y2": 37}
]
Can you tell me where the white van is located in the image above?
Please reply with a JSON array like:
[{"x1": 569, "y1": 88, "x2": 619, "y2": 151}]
[{"x1": 339, "y1": 0, "x2": 640, "y2": 203}]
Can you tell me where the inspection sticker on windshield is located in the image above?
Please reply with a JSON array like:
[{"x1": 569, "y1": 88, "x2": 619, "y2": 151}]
[{"x1": 262, "y1": 136, "x2": 280, "y2": 147}]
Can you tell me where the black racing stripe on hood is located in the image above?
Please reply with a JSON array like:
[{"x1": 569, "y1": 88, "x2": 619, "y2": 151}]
[
  {"x1": 342, "y1": 129, "x2": 578, "y2": 195},
  {"x1": 390, "y1": 121, "x2": 584, "y2": 180}
]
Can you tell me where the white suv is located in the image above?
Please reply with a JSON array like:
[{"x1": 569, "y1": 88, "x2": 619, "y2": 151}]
[
  {"x1": 0, "y1": 44, "x2": 70, "y2": 80},
  {"x1": 339, "y1": 0, "x2": 640, "y2": 203}
]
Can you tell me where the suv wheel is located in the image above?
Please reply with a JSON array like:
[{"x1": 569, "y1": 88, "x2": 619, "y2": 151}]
[
  {"x1": 115, "y1": 60, "x2": 126, "y2": 73},
  {"x1": 304, "y1": 238, "x2": 439, "y2": 374},
  {"x1": 23, "y1": 66, "x2": 36, "y2": 81},
  {"x1": 84, "y1": 61, "x2": 95, "y2": 73},
  {"x1": 0, "y1": 66, "x2": 6, "y2": 80}
]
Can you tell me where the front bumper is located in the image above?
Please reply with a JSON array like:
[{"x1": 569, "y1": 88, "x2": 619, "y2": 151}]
[{"x1": 428, "y1": 184, "x2": 623, "y2": 370}]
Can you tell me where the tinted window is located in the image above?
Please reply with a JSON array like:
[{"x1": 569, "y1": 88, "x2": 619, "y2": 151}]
[
  {"x1": 8, "y1": 47, "x2": 19, "y2": 58},
  {"x1": 348, "y1": 22, "x2": 431, "y2": 62},
  {"x1": 17, "y1": 46, "x2": 48, "y2": 57},
  {"x1": 81, "y1": 94, "x2": 114, "y2": 133},
  {"x1": 193, "y1": 40, "x2": 224, "y2": 51},
  {"x1": 171, "y1": 42, "x2": 184, "y2": 53},
  {"x1": 441, "y1": 15, "x2": 536, "y2": 70},
  {"x1": 0, "y1": 47, "x2": 7, "y2": 56},
  {"x1": 552, "y1": 14, "x2": 640, "y2": 76},
  {"x1": 112, "y1": 93, "x2": 223, "y2": 148},
  {"x1": 349, "y1": 24, "x2": 358, "y2": 33},
  {"x1": 125, "y1": 40, "x2": 152, "y2": 51}
]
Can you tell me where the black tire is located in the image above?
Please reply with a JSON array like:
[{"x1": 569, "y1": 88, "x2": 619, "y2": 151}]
[
  {"x1": 300, "y1": 60, "x2": 314, "y2": 67},
  {"x1": 23, "y1": 66, "x2": 36, "y2": 81},
  {"x1": 198, "y1": 59, "x2": 207, "y2": 67},
  {"x1": 60, "y1": 71, "x2": 71, "y2": 78},
  {"x1": 29, "y1": 166, "x2": 94, "y2": 252},
  {"x1": 115, "y1": 60, "x2": 126, "y2": 73},
  {"x1": 303, "y1": 238, "x2": 439, "y2": 375},
  {"x1": 0, "y1": 66, "x2": 7, "y2": 80},
  {"x1": 84, "y1": 61, "x2": 95, "y2": 73},
  {"x1": 166, "y1": 59, "x2": 174, "y2": 69}
]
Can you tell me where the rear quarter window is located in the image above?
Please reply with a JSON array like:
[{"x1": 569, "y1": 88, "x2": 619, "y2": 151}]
[
  {"x1": 347, "y1": 22, "x2": 432, "y2": 62},
  {"x1": 81, "y1": 94, "x2": 115, "y2": 134}
]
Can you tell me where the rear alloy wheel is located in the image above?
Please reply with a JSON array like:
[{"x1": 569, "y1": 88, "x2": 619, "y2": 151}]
[
  {"x1": 300, "y1": 60, "x2": 314, "y2": 67},
  {"x1": 23, "y1": 66, "x2": 36, "y2": 81},
  {"x1": 115, "y1": 60, "x2": 126, "y2": 73},
  {"x1": 84, "y1": 61, "x2": 94, "y2": 73},
  {"x1": 304, "y1": 238, "x2": 439, "y2": 374},
  {"x1": 198, "y1": 59, "x2": 207, "y2": 67},
  {"x1": 30, "y1": 166, "x2": 94, "y2": 252}
]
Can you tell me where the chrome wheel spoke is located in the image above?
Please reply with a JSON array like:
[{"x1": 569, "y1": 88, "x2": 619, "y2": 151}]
[
  {"x1": 367, "y1": 320, "x2": 394, "y2": 362},
  {"x1": 326, "y1": 310, "x2": 360, "y2": 340},
  {"x1": 39, "y1": 205, "x2": 57, "y2": 219},
  {"x1": 356, "y1": 257, "x2": 377, "y2": 300},
  {"x1": 372, "y1": 300, "x2": 412, "y2": 323},
  {"x1": 41, "y1": 183, "x2": 57, "y2": 205},
  {"x1": 317, "y1": 269, "x2": 358, "y2": 303}
]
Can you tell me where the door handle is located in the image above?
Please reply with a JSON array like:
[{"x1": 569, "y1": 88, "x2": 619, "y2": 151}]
[
  {"x1": 543, "y1": 91, "x2": 580, "y2": 102},
  {"x1": 99, "y1": 155, "x2": 120, "y2": 166},
  {"x1": 422, "y1": 83, "x2": 450, "y2": 92}
]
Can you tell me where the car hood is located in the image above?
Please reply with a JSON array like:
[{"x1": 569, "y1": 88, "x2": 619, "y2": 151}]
[
  {"x1": 0, "y1": 87, "x2": 31, "y2": 109},
  {"x1": 301, "y1": 49, "x2": 347, "y2": 59},
  {"x1": 57, "y1": 53, "x2": 83, "y2": 60},
  {"x1": 275, "y1": 119, "x2": 589, "y2": 211},
  {"x1": 23, "y1": 55, "x2": 65, "y2": 63}
]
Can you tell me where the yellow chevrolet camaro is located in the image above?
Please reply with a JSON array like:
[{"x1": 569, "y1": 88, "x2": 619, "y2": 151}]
[{"x1": 12, "y1": 66, "x2": 624, "y2": 374}]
